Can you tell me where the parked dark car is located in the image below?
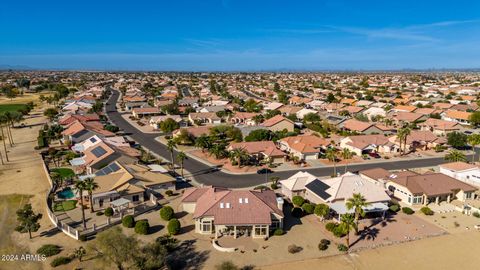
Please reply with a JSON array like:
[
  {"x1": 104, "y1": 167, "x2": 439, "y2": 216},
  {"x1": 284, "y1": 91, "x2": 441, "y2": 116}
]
[
  {"x1": 368, "y1": 152, "x2": 381, "y2": 159},
  {"x1": 257, "y1": 168, "x2": 273, "y2": 174}
]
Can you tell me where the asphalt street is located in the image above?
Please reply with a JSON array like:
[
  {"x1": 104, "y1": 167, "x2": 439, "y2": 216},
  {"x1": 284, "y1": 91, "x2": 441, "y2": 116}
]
[{"x1": 106, "y1": 89, "x2": 474, "y2": 188}]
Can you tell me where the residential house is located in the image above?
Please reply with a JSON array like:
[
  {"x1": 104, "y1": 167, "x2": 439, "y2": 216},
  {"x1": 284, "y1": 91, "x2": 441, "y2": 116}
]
[
  {"x1": 279, "y1": 171, "x2": 318, "y2": 200},
  {"x1": 181, "y1": 187, "x2": 284, "y2": 239},
  {"x1": 338, "y1": 119, "x2": 386, "y2": 135},
  {"x1": 261, "y1": 115, "x2": 295, "y2": 132},
  {"x1": 385, "y1": 173, "x2": 477, "y2": 206},
  {"x1": 419, "y1": 118, "x2": 462, "y2": 136},
  {"x1": 304, "y1": 173, "x2": 391, "y2": 217},
  {"x1": 149, "y1": 115, "x2": 184, "y2": 130},
  {"x1": 439, "y1": 162, "x2": 480, "y2": 188},
  {"x1": 278, "y1": 135, "x2": 331, "y2": 160},
  {"x1": 228, "y1": 141, "x2": 286, "y2": 163},
  {"x1": 132, "y1": 107, "x2": 162, "y2": 118},
  {"x1": 442, "y1": 110, "x2": 472, "y2": 125},
  {"x1": 89, "y1": 161, "x2": 176, "y2": 209},
  {"x1": 340, "y1": 134, "x2": 399, "y2": 156},
  {"x1": 188, "y1": 112, "x2": 222, "y2": 125},
  {"x1": 229, "y1": 112, "x2": 259, "y2": 126}
]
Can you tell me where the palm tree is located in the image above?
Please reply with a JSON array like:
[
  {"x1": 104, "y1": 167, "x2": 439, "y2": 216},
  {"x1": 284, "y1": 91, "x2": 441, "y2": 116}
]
[
  {"x1": 0, "y1": 114, "x2": 9, "y2": 162},
  {"x1": 83, "y1": 178, "x2": 99, "y2": 213},
  {"x1": 194, "y1": 135, "x2": 211, "y2": 153},
  {"x1": 229, "y1": 147, "x2": 249, "y2": 168},
  {"x1": 345, "y1": 193, "x2": 371, "y2": 234},
  {"x1": 3, "y1": 111, "x2": 14, "y2": 146},
  {"x1": 74, "y1": 180, "x2": 87, "y2": 229},
  {"x1": 340, "y1": 213, "x2": 357, "y2": 250},
  {"x1": 341, "y1": 148, "x2": 353, "y2": 173},
  {"x1": 176, "y1": 151, "x2": 187, "y2": 178},
  {"x1": 166, "y1": 139, "x2": 177, "y2": 173},
  {"x1": 445, "y1": 149, "x2": 467, "y2": 162},
  {"x1": 326, "y1": 148, "x2": 338, "y2": 176},
  {"x1": 467, "y1": 134, "x2": 480, "y2": 162},
  {"x1": 50, "y1": 172, "x2": 64, "y2": 188},
  {"x1": 397, "y1": 127, "x2": 411, "y2": 155}
]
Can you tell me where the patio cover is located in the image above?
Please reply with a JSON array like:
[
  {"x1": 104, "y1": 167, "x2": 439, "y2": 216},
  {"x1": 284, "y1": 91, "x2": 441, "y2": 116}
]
[
  {"x1": 111, "y1": 198, "x2": 131, "y2": 208},
  {"x1": 147, "y1": 164, "x2": 169, "y2": 173},
  {"x1": 330, "y1": 201, "x2": 389, "y2": 215}
]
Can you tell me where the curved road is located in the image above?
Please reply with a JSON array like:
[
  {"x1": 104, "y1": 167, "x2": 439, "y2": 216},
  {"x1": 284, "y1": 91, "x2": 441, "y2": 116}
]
[{"x1": 106, "y1": 89, "x2": 472, "y2": 188}]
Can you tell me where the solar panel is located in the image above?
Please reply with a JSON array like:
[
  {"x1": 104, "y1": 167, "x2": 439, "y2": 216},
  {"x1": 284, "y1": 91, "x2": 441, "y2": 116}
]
[
  {"x1": 91, "y1": 146, "x2": 107, "y2": 158},
  {"x1": 95, "y1": 162, "x2": 122, "y2": 176},
  {"x1": 90, "y1": 137, "x2": 97, "y2": 143},
  {"x1": 305, "y1": 179, "x2": 331, "y2": 200},
  {"x1": 109, "y1": 163, "x2": 120, "y2": 172}
]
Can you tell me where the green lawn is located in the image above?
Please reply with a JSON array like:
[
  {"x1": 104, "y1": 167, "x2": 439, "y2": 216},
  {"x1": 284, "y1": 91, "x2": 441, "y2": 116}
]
[
  {"x1": 0, "y1": 103, "x2": 27, "y2": 113},
  {"x1": 50, "y1": 167, "x2": 75, "y2": 178},
  {"x1": 54, "y1": 200, "x2": 77, "y2": 211}
]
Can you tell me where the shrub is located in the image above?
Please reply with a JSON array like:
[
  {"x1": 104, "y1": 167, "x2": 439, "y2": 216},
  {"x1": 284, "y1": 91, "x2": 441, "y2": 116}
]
[
  {"x1": 96, "y1": 212, "x2": 104, "y2": 216},
  {"x1": 292, "y1": 196, "x2": 305, "y2": 207},
  {"x1": 37, "y1": 244, "x2": 61, "y2": 257},
  {"x1": 389, "y1": 204, "x2": 400, "y2": 212},
  {"x1": 167, "y1": 218, "x2": 181, "y2": 235},
  {"x1": 402, "y1": 207, "x2": 414, "y2": 215},
  {"x1": 332, "y1": 225, "x2": 347, "y2": 238},
  {"x1": 420, "y1": 207, "x2": 434, "y2": 216},
  {"x1": 104, "y1": 207, "x2": 114, "y2": 217},
  {"x1": 314, "y1": 204, "x2": 330, "y2": 219},
  {"x1": 301, "y1": 203, "x2": 315, "y2": 215},
  {"x1": 337, "y1": 244, "x2": 348, "y2": 252},
  {"x1": 318, "y1": 239, "x2": 331, "y2": 251},
  {"x1": 122, "y1": 215, "x2": 135, "y2": 228},
  {"x1": 215, "y1": 260, "x2": 239, "y2": 270},
  {"x1": 273, "y1": 228, "x2": 284, "y2": 236},
  {"x1": 325, "y1": 222, "x2": 337, "y2": 232},
  {"x1": 287, "y1": 244, "x2": 303, "y2": 254},
  {"x1": 78, "y1": 234, "x2": 87, "y2": 242},
  {"x1": 160, "y1": 206, "x2": 175, "y2": 221},
  {"x1": 473, "y1": 212, "x2": 480, "y2": 218},
  {"x1": 165, "y1": 190, "x2": 174, "y2": 196},
  {"x1": 134, "y1": 220, "x2": 150, "y2": 235},
  {"x1": 291, "y1": 207, "x2": 304, "y2": 218},
  {"x1": 50, "y1": 256, "x2": 72, "y2": 267},
  {"x1": 270, "y1": 183, "x2": 278, "y2": 190},
  {"x1": 320, "y1": 239, "x2": 331, "y2": 246}
]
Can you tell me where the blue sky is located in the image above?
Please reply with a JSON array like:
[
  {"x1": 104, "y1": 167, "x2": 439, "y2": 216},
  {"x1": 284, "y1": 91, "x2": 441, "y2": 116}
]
[{"x1": 1, "y1": 0, "x2": 480, "y2": 71}]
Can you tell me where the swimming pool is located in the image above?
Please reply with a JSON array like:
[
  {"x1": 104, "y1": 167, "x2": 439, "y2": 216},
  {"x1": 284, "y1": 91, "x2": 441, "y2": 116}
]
[{"x1": 57, "y1": 187, "x2": 75, "y2": 199}]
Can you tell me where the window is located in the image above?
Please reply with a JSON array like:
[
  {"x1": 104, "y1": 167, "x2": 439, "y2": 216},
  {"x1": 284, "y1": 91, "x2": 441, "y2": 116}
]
[
  {"x1": 226, "y1": 203, "x2": 230, "y2": 208},
  {"x1": 239, "y1": 198, "x2": 243, "y2": 204},
  {"x1": 99, "y1": 199, "x2": 104, "y2": 207},
  {"x1": 466, "y1": 192, "x2": 472, "y2": 199},
  {"x1": 201, "y1": 220, "x2": 212, "y2": 233},
  {"x1": 220, "y1": 203, "x2": 224, "y2": 208},
  {"x1": 132, "y1": 195, "x2": 139, "y2": 202},
  {"x1": 255, "y1": 225, "x2": 268, "y2": 236}
]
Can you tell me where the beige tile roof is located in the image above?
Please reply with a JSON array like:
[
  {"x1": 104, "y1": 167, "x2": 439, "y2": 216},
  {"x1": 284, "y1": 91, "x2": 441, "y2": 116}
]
[
  {"x1": 391, "y1": 173, "x2": 477, "y2": 196},
  {"x1": 440, "y1": 162, "x2": 478, "y2": 172}
]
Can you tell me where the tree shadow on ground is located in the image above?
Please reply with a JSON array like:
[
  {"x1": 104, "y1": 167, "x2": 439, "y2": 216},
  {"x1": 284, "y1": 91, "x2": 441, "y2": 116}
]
[
  {"x1": 150, "y1": 224, "x2": 164, "y2": 234},
  {"x1": 180, "y1": 224, "x2": 195, "y2": 234},
  {"x1": 167, "y1": 239, "x2": 209, "y2": 270},
  {"x1": 282, "y1": 203, "x2": 302, "y2": 232},
  {"x1": 175, "y1": 211, "x2": 188, "y2": 219}
]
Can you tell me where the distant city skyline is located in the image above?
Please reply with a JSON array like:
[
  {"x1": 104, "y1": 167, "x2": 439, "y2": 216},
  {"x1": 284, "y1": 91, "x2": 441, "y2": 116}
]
[{"x1": 1, "y1": 0, "x2": 480, "y2": 71}]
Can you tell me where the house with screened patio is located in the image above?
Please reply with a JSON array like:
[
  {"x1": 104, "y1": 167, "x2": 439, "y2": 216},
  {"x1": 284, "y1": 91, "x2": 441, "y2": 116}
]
[{"x1": 181, "y1": 186, "x2": 284, "y2": 239}]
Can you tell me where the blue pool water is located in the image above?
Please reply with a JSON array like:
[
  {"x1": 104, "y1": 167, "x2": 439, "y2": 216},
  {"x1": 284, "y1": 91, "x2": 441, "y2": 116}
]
[{"x1": 57, "y1": 187, "x2": 75, "y2": 199}]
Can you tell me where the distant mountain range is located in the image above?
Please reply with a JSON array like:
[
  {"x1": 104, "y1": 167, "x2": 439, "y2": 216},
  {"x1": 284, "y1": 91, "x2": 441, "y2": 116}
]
[{"x1": 0, "y1": 64, "x2": 479, "y2": 73}]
